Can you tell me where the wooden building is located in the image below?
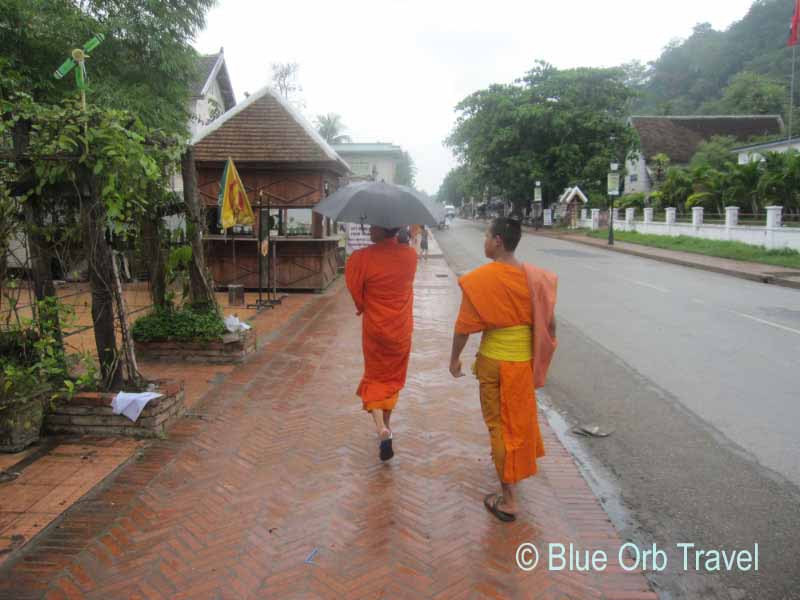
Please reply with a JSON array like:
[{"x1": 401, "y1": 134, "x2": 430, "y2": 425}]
[{"x1": 190, "y1": 86, "x2": 350, "y2": 291}]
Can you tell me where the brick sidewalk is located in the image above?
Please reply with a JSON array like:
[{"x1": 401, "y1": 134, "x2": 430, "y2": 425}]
[{"x1": 0, "y1": 259, "x2": 655, "y2": 599}]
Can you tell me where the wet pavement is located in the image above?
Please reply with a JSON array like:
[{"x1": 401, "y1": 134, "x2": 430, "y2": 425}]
[{"x1": 0, "y1": 258, "x2": 655, "y2": 599}]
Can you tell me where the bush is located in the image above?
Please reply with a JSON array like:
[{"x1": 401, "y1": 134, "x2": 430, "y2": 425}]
[
  {"x1": 132, "y1": 306, "x2": 226, "y2": 342},
  {"x1": 618, "y1": 192, "x2": 646, "y2": 209}
]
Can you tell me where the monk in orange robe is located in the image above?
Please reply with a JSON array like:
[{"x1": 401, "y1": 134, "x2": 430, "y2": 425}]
[
  {"x1": 450, "y1": 217, "x2": 557, "y2": 522},
  {"x1": 346, "y1": 226, "x2": 418, "y2": 461}
]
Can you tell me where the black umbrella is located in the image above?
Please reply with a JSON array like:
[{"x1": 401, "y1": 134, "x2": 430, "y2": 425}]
[{"x1": 313, "y1": 181, "x2": 440, "y2": 228}]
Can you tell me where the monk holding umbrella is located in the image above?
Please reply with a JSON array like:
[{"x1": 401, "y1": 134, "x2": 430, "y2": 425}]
[{"x1": 315, "y1": 182, "x2": 438, "y2": 461}]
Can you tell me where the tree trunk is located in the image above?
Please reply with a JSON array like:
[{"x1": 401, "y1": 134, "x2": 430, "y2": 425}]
[
  {"x1": 13, "y1": 119, "x2": 62, "y2": 343},
  {"x1": 141, "y1": 212, "x2": 166, "y2": 309},
  {"x1": 180, "y1": 147, "x2": 216, "y2": 311},
  {"x1": 81, "y1": 171, "x2": 123, "y2": 390}
]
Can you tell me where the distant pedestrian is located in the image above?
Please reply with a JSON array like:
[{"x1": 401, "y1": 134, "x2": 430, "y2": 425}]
[{"x1": 420, "y1": 226, "x2": 429, "y2": 260}]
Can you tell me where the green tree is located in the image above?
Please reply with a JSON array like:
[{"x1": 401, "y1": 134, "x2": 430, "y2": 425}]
[
  {"x1": 689, "y1": 136, "x2": 738, "y2": 171},
  {"x1": 712, "y1": 71, "x2": 787, "y2": 115},
  {"x1": 726, "y1": 160, "x2": 763, "y2": 213},
  {"x1": 436, "y1": 165, "x2": 472, "y2": 207},
  {"x1": 314, "y1": 113, "x2": 352, "y2": 144},
  {"x1": 658, "y1": 167, "x2": 694, "y2": 211},
  {"x1": 395, "y1": 150, "x2": 416, "y2": 187},
  {"x1": 447, "y1": 61, "x2": 637, "y2": 214}
]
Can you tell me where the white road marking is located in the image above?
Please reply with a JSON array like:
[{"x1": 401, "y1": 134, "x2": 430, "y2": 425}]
[
  {"x1": 730, "y1": 311, "x2": 800, "y2": 336},
  {"x1": 628, "y1": 279, "x2": 669, "y2": 293}
]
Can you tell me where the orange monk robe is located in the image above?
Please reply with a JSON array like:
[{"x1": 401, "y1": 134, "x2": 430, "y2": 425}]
[
  {"x1": 455, "y1": 262, "x2": 558, "y2": 483},
  {"x1": 345, "y1": 237, "x2": 418, "y2": 411}
]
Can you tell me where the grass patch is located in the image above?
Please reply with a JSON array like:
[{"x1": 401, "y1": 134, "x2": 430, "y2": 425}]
[{"x1": 585, "y1": 229, "x2": 800, "y2": 269}]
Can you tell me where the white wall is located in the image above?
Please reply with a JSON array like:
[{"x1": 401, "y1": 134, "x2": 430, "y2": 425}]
[
  {"x1": 601, "y1": 210, "x2": 800, "y2": 251},
  {"x1": 737, "y1": 140, "x2": 800, "y2": 165},
  {"x1": 339, "y1": 155, "x2": 398, "y2": 184},
  {"x1": 625, "y1": 155, "x2": 650, "y2": 194}
]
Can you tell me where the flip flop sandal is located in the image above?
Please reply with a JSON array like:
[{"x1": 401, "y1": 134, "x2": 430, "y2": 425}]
[
  {"x1": 379, "y1": 433, "x2": 394, "y2": 462},
  {"x1": 484, "y1": 493, "x2": 516, "y2": 522}
]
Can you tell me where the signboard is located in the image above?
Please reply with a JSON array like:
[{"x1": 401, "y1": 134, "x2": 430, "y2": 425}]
[
  {"x1": 607, "y1": 173, "x2": 621, "y2": 196},
  {"x1": 345, "y1": 223, "x2": 372, "y2": 255},
  {"x1": 534, "y1": 186, "x2": 542, "y2": 203}
]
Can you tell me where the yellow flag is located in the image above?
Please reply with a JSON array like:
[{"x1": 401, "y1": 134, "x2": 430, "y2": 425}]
[{"x1": 220, "y1": 158, "x2": 255, "y2": 230}]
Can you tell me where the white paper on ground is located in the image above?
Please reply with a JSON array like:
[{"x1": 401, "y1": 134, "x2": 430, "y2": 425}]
[
  {"x1": 224, "y1": 315, "x2": 252, "y2": 332},
  {"x1": 111, "y1": 391, "x2": 162, "y2": 422}
]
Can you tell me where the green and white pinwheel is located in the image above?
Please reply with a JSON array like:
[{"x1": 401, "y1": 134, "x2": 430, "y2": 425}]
[{"x1": 53, "y1": 34, "x2": 105, "y2": 102}]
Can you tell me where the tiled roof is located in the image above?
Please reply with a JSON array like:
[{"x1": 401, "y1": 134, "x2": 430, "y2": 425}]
[
  {"x1": 191, "y1": 50, "x2": 236, "y2": 111},
  {"x1": 191, "y1": 86, "x2": 350, "y2": 173},
  {"x1": 630, "y1": 115, "x2": 784, "y2": 163}
]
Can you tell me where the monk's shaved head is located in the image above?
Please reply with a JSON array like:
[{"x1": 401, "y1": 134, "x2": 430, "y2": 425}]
[{"x1": 489, "y1": 217, "x2": 522, "y2": 252}]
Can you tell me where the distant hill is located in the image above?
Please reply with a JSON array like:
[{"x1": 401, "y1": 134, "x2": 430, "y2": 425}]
[{"x1": 632, "y1": 0, "x2": 797, "y2": 119}]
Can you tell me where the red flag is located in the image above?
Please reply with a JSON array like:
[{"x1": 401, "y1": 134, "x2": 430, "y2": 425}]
[{"x1": 790, "y1": 0, "x2": 800, "y2": 46}]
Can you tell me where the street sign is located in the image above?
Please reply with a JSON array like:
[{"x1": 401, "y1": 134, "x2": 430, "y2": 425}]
[
  {"x1": 534, "y1": 187, "x2": 542, "y2": 203},
  {"x1": 607, "y1": 173, "x2": 621, "y2": 196}
]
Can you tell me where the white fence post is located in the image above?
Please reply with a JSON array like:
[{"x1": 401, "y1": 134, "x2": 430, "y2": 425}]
[
  {"x1": 581, "y1": 208, "x2": 588, "y2": 221},
  {"x1": 611, "y1": 208, "x2": 620, "y2": 223},
  {"x1": 692, "y1": 206, "x2": 704, "y2": 228},
  {"x1": 625, "y1": 207, "x2": 635, "y2": 225},
  {"x1": 590, "y1": 209, "x2": 600, "y2": 231},
  {"x1": 766, "y1": 206, "x2": 783, "y2": 229},
  {"x1": 725, "y1": 206, "x2": 739, "y2": 228},
  {"x1": 543, "y1": 208, "x2": 553, "y2": 226},
  {"x1": 665, "y1": 207, "x2": 676, "y2": 225},
  {"x1": 643, "y1": 208, "x2": 654, "y2": 224}
]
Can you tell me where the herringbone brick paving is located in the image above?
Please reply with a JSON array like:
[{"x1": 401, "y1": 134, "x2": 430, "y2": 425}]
[{"x1": 0, "y1": 258, "x2": 656, "y2": 599}]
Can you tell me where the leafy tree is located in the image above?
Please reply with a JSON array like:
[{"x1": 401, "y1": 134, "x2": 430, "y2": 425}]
[
  {"x1": 726, "y1": 160, "x2": 763, "y2": 213},
  {"x1": 714, "y1": 71, "x2": 786, "y2": 115},
  {"x1": 1, "y1": 0, "x2": 216, "y2": 133},
  {"x1": 447, "y1": 61, "x2": 637, "y2": 214},
  {"x1": 437, "y1": 165, "x2": 473, "y2": 207},
  {"x1": 757, "y1": 151, "x2": 800, "y2": 210},
  {"x1": 634, "y1": 0, "x2": 797, "y2": 120},
  {"x1": 395, "y1": 150, "x2": 416, "y2": 187},
  {"x1": 658, "y1": 167, "x2": 694, "y2": 211},
  {"x1": 687, "y1": 165, "x2": 728, "y2": 213},
  {"x1": 689, "y1": 136, "x2": 738, "y2": 171},
  {"x1": 314, "y1": 113, "x2": 352, "y2": 144}
]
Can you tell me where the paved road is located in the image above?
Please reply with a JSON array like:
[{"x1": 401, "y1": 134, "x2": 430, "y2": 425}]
[{"x1": 437, "y1": 219, "x2": 800, "y2": 600}]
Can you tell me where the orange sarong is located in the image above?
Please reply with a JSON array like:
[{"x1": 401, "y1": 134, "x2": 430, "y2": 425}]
[
  {"x1": 345, "y1": 237, "x2": 418, "y2": 411},
  {"x1": 456, "y1": 261, "x2": 558, "y2": 483}
]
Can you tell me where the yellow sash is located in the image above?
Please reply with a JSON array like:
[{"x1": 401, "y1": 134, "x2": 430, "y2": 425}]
[{"x1": 479, "y1": 325, "x2": 532, "y2": 362}]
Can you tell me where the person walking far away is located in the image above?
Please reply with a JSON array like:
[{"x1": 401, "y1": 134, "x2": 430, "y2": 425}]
[
  {"x1": 449, "y1": 217, "x2": 558, "y2": 521},
  {"x1": 346, "y1": 225, "x2": 418, "y2": 461},
  {"x1": 420, "y1": 226, "x2": 429, "y2": 260}
]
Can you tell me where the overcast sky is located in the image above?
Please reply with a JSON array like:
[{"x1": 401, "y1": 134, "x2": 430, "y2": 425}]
[{"x1": 195, "y1": 0, "x2": 758, "y2": 194}]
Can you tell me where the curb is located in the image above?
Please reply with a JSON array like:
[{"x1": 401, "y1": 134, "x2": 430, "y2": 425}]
[{"x1": 526, "y1": 228, "x2": 800, "y2": 291}]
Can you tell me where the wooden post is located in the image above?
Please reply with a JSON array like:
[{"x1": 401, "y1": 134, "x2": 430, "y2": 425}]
[
  {"x1": 181, "y1": 147, "x2": 217, "y2": 310},
  {"x1": 312, "y1": 211, "x2": 324, "y2": 239}
]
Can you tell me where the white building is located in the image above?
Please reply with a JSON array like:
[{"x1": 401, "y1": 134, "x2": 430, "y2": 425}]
[
  {"x1": 625, "y1": 115, "x2": 784, "y2": 194},
  {"x1": 732, "y1": 137, "x2": 800, "y2": 164},
  {"x1": 330, "y1": 143, "x2": 404, "y2": 184}
]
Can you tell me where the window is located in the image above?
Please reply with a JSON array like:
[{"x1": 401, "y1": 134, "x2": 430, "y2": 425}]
[{"x1": 629, "y1": 174, "x2": 638, "y2": 183}]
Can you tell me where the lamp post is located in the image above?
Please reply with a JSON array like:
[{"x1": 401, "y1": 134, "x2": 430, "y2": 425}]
[
  {"x1": 534, "y1": 180, "x2": 542, "y2": 230},
  {"x1": 608, "y1": 162, "x2": 620, "y2": 245}
]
